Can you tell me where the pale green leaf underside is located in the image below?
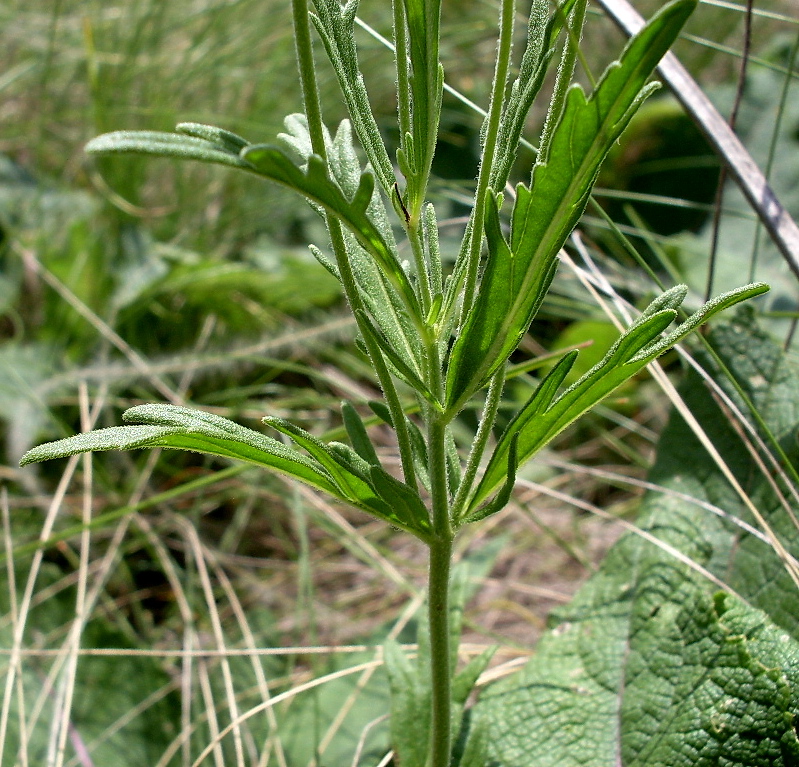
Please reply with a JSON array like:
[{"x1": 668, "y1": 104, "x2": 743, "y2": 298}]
[{"x1": 19, "y1": 404, "x2": 431, "y2": 538}]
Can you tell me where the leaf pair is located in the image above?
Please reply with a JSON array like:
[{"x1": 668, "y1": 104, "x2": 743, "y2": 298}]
[
  {"x1": 20, "y1": 404, "x2": 431, "y2": 540},
  {"x1": 445, "y1": 0, "x2": 698, "y2": 414}
]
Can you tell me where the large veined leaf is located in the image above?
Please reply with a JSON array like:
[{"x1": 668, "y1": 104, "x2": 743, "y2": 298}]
[
  {"x1": 467, "y1": 282, "x2": 768, "y2": 515},
  {"x1": 476, "y1": 315, "x2": 799, "y2": 766},
  {"x1": 445, "y1": 0, "x2": 697, "y2": 413},
  {"x1": 19, "y1": 404, "x2": 431, "y2": 539}
]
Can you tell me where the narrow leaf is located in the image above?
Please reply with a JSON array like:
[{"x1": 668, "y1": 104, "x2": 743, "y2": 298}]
[
  {"x1": 241, "y1": 143, "x2": 422, "y2": 324},
  {"x1": 20, "y1": 405, "x2": 340, "y2": 497},
  {"x1": 264, "y1": 415, "x2": 431, "y2": 537},
  {"x1": 341, "y1": 401, "x2": 380, "y2": 466},
  {"x1": 446, "y1": 0, "x2": 697, "y2": 412},
  {"x1": 471, "y1": 283, "x2": 766, "y2": 509},
  {"x1": 86, "y1": 130, "x2": 251, "y2": 169}
]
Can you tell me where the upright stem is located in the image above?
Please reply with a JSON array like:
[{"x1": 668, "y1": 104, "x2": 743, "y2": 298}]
[
  {"x1": 290, "y1": 0, "x2": 419, "y2": 490},
  {"x1": 459, "y1": 0, "x2": 515, "y2": 322},
  {"x1": 427, "y1": 339, "x2": 453, "y2": 767},
  {"x1": 428, "y1": 531, "x2": 453, "y2": 767}
]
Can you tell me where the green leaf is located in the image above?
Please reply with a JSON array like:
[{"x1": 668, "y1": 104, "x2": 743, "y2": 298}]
[
  {"x1": 490, "y1": 0, "x2": 579, "y2": 191},
  {"x1": 341, "y1": 400, "x2": 380, "y2": 466},
  {"x1": 445, "y1": 0, "x2": 697, "y2": 412},
  {"x1": 175, "y1": 122, "x2": 250, "y2": 153},
  {"x1": 264, "y1": 415, "x2": 431, "y2": 538},
  {"x1": 401, "y1": 0, "x2": 444, "y2": 215},
  {"x1": 309, "y1": 0, "x2": 396, "y2": 192},
  {"x1": 476, "y1": 315, "x2": 799, "y2": 766},
  {"x1": 470, "y1": 284, "x2": 767, "y2": 512},
  {"x1": 287, "y1": 117, "x2": 427, "y2": 383},
  {"x1": 20, "y1": 404, "x2": 340, "y2": 496},
  {"x1": 85, "y1": 130, "x2": 251, "y2": 169}
]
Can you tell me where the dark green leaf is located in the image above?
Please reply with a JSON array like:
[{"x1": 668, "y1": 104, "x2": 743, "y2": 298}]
[
  {"x1": 264, "y1": 415, "x2": 431, "y2": 538},
  {"x1": 471, "y1": 283, "x2": 766, "y2": 511},
  {"x1": 446, "y1": 0, "x2": 697, "y2": 412},
  {"x1": 341, "y1": 401, "x2": 380, "y2": 466},
  {"x1": 477, "y1": 315, "x2": 799, "y2": 767}
]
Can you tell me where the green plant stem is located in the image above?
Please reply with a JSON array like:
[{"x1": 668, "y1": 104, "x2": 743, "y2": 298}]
[
  {"x1": 538, "y1": 0, "x2": 588, "y2": 163},
  {"x1": 459, "y1": 0, "x2": 515, "y2": 322},
  {"x1": 427, "y1": 333, "x2": 453, "y2": 767},
  {"x1": 291, "y1": 0, "x2": 326, "y2": 159},
  {"x1": 291, "y1": 0, "x2": 418, "y2": 490},
  {"x1": 427, "y1": 531, "x2": 453, "y2": 767},
  {"x1": 451, "y1": 366, "x2": 506, "y2": 523}
]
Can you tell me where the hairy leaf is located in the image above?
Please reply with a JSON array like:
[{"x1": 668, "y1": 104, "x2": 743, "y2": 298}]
[
  {"x1": 242, "y1": 143, "x2": 421, "y2": 318},
  {"x1": 20, "y1": 404, "x2": 340, "y2": 496},
  {"x1": 446, "y1": 0, "x2": 697, "y2": 412},
  {"x1": 470, "y1": 283, "x2": 767, "y2": 512},
  {"x1": 264, "y1": 415, "x2": 431, "y2": 537},
  {"x1": 85, "y1": 130, "x2": 251, "y2": 168},
  {"x1": 278, "y1": 116, "x2": 427, "y2": 375},
  {"x1": 310, "y1": 0, "x2": 396, "y2": 192}
]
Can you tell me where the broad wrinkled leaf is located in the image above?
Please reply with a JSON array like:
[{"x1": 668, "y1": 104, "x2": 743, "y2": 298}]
[
  {"x1": 469, "y1": 283, "x2": 767, "y2": 512},
  {"x1": 476, "y1": 315, "x2": 799, "y2": 766},
  {"x1": 445, "y1": 0, "x2": 697, "y2": 412}
]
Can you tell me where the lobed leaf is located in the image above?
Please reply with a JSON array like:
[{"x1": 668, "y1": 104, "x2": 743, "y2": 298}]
[
  {"x1": 264, "y1": 415, "x2": 431, "y2": 537},
  {"x1": 341, "y1": 401, "x2": 380, "y2": 466},
  {"x1": 445, "y1": 0, "x2": 697, "y2": 413},
  {"x1": 469, "y1": 283, "x2": 768, "y2": 513}
]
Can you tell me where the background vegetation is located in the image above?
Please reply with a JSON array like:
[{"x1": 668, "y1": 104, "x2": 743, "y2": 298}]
[{"x1": 2, "y1": 0, "x2": 798, "y2": 764}]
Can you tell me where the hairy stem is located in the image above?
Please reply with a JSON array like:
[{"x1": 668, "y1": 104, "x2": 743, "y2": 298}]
[
  {"x1": 427, "y1": 333, "x2": 453, "y2": 766},
  {"x1": 427, "y1": 532, "x2": 453, "y2": 767},
  {"x1": 459, "y1": 0, "x2": 516, "y2": 322},
  {"x1": 291, "y1": 0, "x2": 419, "y2": 490}
]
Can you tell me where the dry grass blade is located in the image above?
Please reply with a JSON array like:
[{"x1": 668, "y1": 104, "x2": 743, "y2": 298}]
[{"x1": 596, "y1": 0, "x2": 799, "y2": 276}]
